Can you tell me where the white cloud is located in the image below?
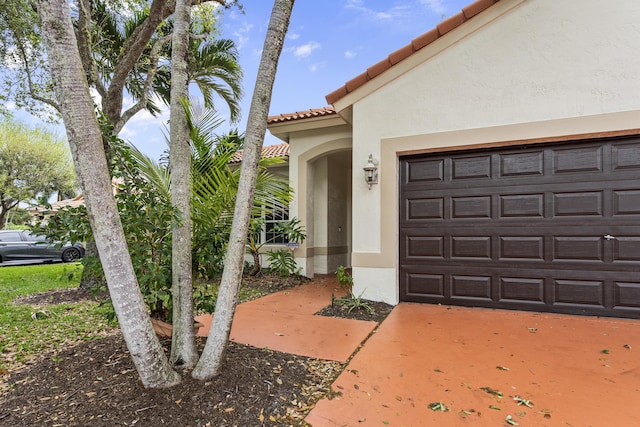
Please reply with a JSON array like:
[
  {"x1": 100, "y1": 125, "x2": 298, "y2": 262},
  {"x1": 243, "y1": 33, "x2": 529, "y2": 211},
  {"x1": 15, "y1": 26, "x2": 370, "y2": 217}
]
[
  {"x1": 293, "y1": 42, "x2": 320, "y2": 59},
  {"x1": 288, "y1": 31, "x2": 301, "y2": 40},
  {"x1": 344, "y1": 0, "x2": 411, "y2": 22},
  {"x1": 234, "y1": 22, "x2": 254, "y2": 50},
  {"x1": 309, "y1": 64, "x2": 318, "y2": 72},
  {"x1": 344, "y1": 50, "x2": 357, "y2": 59},
  {"x1": 419, "y1": 0, "x2": 447, "y2": 15}
]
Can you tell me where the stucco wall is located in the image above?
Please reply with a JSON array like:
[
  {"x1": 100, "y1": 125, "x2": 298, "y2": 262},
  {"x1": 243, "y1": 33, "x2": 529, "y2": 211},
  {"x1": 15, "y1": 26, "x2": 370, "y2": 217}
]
[
  {"x1": 285, "y1": 124, "x2": 353, "y2": 276},
  {"x1": 348, "y1": 0, "x2": 640, "y2": 304}
]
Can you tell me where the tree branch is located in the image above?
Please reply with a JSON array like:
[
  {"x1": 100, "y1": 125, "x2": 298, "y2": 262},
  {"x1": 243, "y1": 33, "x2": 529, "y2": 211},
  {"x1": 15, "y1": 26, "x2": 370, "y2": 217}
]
[
  {"x1": 104, "y1": 0, "x2": 226, "y2": 126},
  {"x1": 114, "y1": 34, "x2": 172, "y2": 134},
  {"x1": 15, "y1": 35, "x2": 59, "y2": 111},
  {"x1": 76, "y1": 0, "x2": 107, "y2": 99}
]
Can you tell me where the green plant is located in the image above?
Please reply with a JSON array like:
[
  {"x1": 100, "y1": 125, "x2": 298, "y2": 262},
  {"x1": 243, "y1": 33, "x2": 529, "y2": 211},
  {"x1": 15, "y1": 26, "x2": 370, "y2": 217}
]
[
  {"x1": 335, "y1": 291, "x2": 373, "y2": 314},
  {"x1": 267, "y1": 249, "x2": 299, "y2": 277},
  {"x1": 0, "y1": 264, "x2": 116, "y2": 373},
  {"x1": 193, "y1": 282, "x2": 218, "y2": 314},
  {"x1": 335, "y1": 265, "x2": 353, "y2": 290},
  {"x1": 246, "y1": 217, "x2": 306, "y2": 276},
  {"x1": 37, "y1": 139, "x2": 177, "y2": 322}
]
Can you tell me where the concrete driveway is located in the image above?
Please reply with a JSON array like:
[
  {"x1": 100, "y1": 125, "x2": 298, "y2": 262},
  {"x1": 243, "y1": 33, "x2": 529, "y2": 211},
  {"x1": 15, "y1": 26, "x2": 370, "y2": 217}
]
[{"x1": 306, "y1": 303, "x2": 640, "y2": 427}]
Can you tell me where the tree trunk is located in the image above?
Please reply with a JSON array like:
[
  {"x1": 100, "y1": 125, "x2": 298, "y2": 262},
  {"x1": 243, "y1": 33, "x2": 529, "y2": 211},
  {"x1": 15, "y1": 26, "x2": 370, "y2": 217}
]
[
  {"x1": 77, "y1": 240, "x2": 106, "y2": 291},
  {"x1": 192, "y1": 0, "x2": 295, "y2": 381},
  {"x1": 37, "y1": 0, "x2": 180, "y2": 388},
  {"x1": 0, "y1": 207, "x2": 8, "y2": 229},
  {"x1": 169, "y1": 0, "x2": 198, "y2": 368},
  {"x1": 249, "y1": 250, "x2": 261, "y2": 276}
]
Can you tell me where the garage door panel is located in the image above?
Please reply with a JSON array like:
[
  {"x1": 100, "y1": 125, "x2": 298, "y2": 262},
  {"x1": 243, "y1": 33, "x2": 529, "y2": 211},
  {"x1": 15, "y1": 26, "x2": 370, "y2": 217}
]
[
  {"x1": 406, "y1": 236, "x2": 444, "y2": 258},
  {"x1": 452, "y1": 196, "x2": 492, "y2": 218},
  {"x1": 451, "y1": 275, "x2": 492, "y2": 300},
  {"x1": 500, "y1": 277, "x2": 545, "y2": 303},
  {"x1": 400, "y1": 136, "x2": 640, "y2": 318},
  {"x1": 614, "y1": 237, "x2": 640, "y2": 262},
  {"x1": 553, "y1": 236, "x2": 604, "y2": 262},
  {"x1": 500, "y1": 151, "x2": 544, "y2": 177},
  {"x1": 612, "y1": 142, "x2": 640, "y2": 170},
  {"x1": 452, "y1": 155, "x2": 492, "y2": 180},
  {"x1": 552, "y1": 145, "x2": 603, "y2": 174},
  {"x1": 553, "y1": 191, "x2": 603, "y2": 216},
  {"x1": 500, "y1": 194, "x2": 545, "y2": 217},
  {"x1": 500, "y1": 236, "x2": 545, "y2": 260},
  {"x1": 406, "y1": 197, "x2": 444, "y2": 220},
  {"x1": 405, "y1": 159, "x2": 444, "y2": 183},
  {"x1": 615, "y1": 282, "x2": 640, "y2": 308},
  {"x1": 451, "y1": 236, "x2": 492, "y2": 259},
  {"x1": 554, "y1": 279, "x2": 605, "y2": 306},
  {"x1": 613, "y1": 190, "x2": 640, "y2": 215},
  {"x1": 404, "y1": 273, "x2": 445, "y2": 299}
]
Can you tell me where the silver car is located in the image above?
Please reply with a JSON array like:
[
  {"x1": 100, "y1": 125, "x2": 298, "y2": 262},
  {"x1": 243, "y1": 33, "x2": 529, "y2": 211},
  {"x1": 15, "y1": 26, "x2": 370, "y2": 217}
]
[{"x1": 0, "y1": 230, "x2": 84, "y2": 264}]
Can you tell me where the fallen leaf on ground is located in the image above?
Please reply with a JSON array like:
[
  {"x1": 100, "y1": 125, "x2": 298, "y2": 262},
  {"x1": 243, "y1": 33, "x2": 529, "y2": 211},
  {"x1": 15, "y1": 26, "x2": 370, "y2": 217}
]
[
  {"x1": 481, "y1": 387, "x2": 503, "y2": 397},
  {"x1": 428, "y1": 401, "x2": 449, "y2": 412},
  {"x1": 505, "y1": 415, "x2": 519, "y2": 425}
]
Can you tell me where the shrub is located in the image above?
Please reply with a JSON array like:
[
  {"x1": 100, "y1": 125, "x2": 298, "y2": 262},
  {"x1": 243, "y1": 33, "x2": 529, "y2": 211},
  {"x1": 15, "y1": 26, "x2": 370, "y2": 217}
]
[
  {"x1": 336, "y1": 265, "x2": 353, "y2": 290},
  {"x1": 267, "y1": 249, "x2": 299, "y2": 277},
  {"x1": 336, "y1": 291, "x2": 373, "y2": 314}
]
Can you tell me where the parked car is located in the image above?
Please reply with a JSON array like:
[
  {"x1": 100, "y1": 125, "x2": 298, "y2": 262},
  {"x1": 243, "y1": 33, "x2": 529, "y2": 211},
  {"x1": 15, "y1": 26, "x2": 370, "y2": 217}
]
[{"x1": 0, "y1": 230, "x2": 85, "y2": 264}]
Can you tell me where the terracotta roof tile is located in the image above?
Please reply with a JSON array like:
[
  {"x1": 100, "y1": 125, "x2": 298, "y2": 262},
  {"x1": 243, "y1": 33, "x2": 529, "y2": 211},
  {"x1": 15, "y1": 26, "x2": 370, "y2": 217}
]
[
  {"x1": 389, "y1": 44, "x2": 414, "y2": 65},
  {"x1": 230, "y1": 142, "x2": 290, "y2": 163},
  {"x1": 463, "y1": 0, "x2": 499, "y2": 19},
  {"x1": 412, "y1": 28, "x2": 439, "y2": 51},
  {"x1": 325, "y1": 0, "x2": 501, "y2": 105},
  {"x1": 267, "y1": 106, "x2": 336, "y2": 124},
  {"x1": 366, "y1": 58, "x2": 392, "y2": 79},
  {"x1": 345, "y1": 72, "x2": 369, "y2": 92},
  {"x1": 436, "y1": 12, "x2": 466, "y2": 36}
]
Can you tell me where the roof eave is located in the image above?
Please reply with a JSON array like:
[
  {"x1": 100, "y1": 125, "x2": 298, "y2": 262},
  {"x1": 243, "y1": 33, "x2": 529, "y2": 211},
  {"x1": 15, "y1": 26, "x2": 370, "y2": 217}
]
[{"x1": 325, "y1": 0, "x2": 506, "y2": 109}]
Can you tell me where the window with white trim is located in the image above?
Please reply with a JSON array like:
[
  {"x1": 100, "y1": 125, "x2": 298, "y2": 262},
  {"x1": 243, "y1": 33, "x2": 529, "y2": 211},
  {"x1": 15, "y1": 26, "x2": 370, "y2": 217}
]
[{"x1": 262, "y1": 204, "x2": 289, "y2": 244}]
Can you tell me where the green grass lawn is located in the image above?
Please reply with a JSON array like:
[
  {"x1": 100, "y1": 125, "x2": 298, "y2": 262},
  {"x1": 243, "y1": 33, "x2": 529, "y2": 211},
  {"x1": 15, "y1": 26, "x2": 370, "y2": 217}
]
[
  {"x1": 0, "y1": 263, "x2": 117, "y2": 374},
  {"x1": 0, "y1": 263, "x2": 296, "y2": 380}
]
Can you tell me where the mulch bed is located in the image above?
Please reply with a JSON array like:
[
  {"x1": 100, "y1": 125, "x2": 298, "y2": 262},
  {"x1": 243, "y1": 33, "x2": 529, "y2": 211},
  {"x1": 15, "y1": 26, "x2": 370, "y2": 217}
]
[{"x1": 0, "y1": 274, "x2": 392, "y2": 426}]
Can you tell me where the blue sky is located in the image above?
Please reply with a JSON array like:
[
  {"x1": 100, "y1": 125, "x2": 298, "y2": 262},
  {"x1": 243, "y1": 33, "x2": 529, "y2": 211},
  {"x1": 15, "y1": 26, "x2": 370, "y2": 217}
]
[{"x1": 14, "y1": 0, "x2": 471, "y2": 161}]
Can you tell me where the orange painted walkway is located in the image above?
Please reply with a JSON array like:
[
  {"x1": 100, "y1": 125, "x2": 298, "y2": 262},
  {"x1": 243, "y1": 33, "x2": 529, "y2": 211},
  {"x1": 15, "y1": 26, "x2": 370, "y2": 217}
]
[
  {"x1": 195, "y1": 276, "x2": 378, "y2": 362},
  {"x1": 306, "y1": 303, "x2": 640, "y2": 427},
  {"x1": 197, "y1": 277, "x2": 640, "y2": 426}
]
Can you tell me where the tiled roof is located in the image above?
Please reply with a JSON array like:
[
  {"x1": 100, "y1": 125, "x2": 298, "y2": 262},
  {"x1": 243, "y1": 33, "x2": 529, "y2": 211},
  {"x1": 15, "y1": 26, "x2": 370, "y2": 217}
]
[
  {"x1": 325, "y1": 0, "x2": 502, "y2": 105},
  {"x1": 230, "y1": 142, "x2": 290, "y2": 163},
  {"x1": 28, "y1": 194, "x2": 85, "y2": 214},
  {"x1": 267, "y1": 107, "x2": 336, "y2": 124}
]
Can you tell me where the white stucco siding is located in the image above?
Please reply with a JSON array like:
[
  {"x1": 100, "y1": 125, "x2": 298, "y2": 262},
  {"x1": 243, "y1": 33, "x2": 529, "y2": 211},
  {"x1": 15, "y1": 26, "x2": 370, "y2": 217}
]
[
  {"x1": 284, "y1": 125, "x2": 353, "y2": 276},
  {"x1": 356, "y1": 0, "x2": 640, "y2": 142},
  {"x1": 348, "y1": 0, "x2": 640, "y2": 305}
]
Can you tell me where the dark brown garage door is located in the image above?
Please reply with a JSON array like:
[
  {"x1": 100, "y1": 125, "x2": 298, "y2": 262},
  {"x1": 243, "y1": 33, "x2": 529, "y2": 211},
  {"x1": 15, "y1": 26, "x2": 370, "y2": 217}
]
[{"x1": 399, "y1": 136, "x2": 640, "y2": 318}]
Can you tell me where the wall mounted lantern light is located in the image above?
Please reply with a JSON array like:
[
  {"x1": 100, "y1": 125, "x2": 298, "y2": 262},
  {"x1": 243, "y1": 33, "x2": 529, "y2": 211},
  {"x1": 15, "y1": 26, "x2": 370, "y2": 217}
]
[{"x1": 363, "y1": 154, "x2": 379, "y2": 189}]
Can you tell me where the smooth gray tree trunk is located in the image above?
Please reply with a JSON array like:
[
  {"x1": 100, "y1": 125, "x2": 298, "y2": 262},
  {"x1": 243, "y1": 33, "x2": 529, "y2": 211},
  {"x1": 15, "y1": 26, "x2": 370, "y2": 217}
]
[
  {"x1": 169, "y1": 0, "x2": 198, "y2": 368},
  {"x1": 192, "y1": 0, "x2": 295, "y2": 381},
  {"x1": 37, "y1": 0, "x2": 181, "y2": 388}
]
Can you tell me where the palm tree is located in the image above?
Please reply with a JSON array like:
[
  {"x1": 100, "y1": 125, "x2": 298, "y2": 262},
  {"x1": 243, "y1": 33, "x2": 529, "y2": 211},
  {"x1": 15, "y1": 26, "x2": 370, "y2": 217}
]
[
  {"x1": 153, "y1": 37, "x2": 243, "y2": 122},
  {"x1": 125, "y1": 103, "x2": 293, "y2": 278}
]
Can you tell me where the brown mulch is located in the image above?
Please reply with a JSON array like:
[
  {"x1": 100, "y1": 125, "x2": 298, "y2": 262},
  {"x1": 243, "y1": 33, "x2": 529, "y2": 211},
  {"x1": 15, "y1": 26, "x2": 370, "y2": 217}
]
[
  {"x1": 13, "y1": 288, "x2": 109, "y2": 305},
  {"x1": 0, "y1": 274, "x2": 392, "y2": 426},
  {"x1": 315, "y1": 299, "x2": 393, "y2": 323}
]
